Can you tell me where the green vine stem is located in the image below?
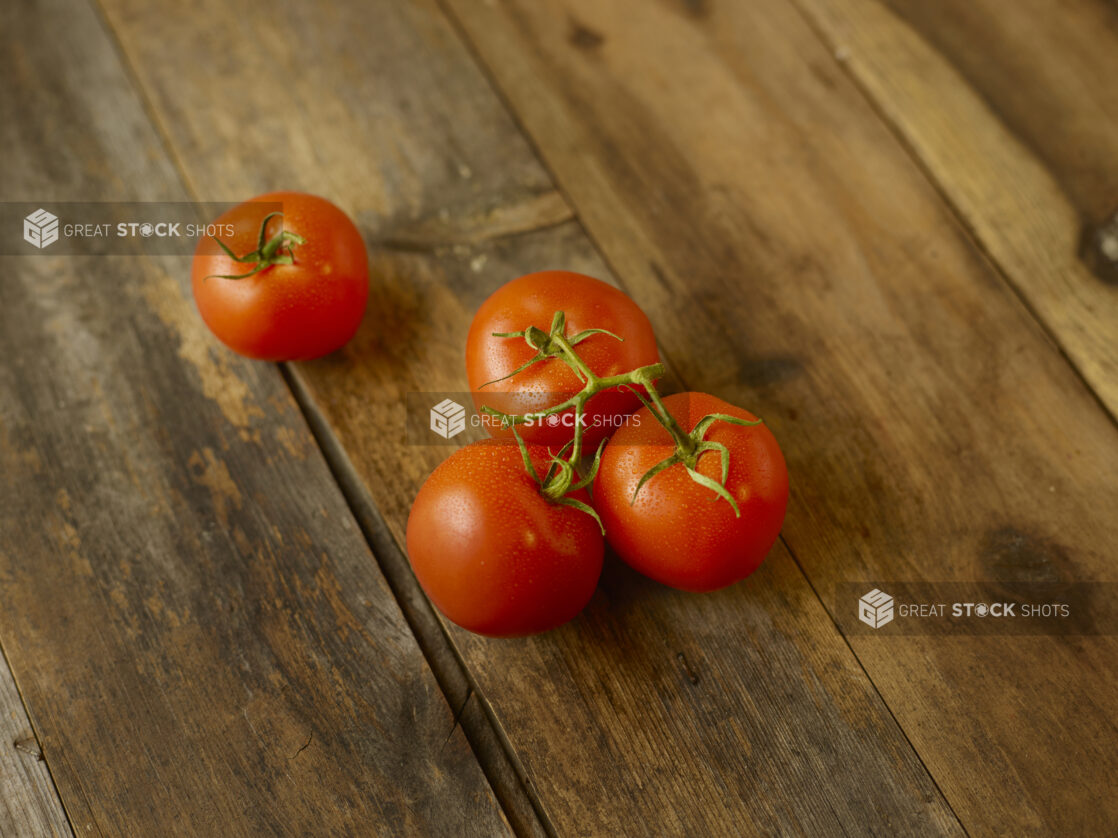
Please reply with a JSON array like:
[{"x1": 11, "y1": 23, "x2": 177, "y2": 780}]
[
  {"x1": 481, "y1": 310, "x2": 764, "y2": 524},
  {"x1": 480, "y1": 311, "x2": 663, "y2": 532},
  {"x1": 205, "y1": 211, "x2": 305, "y2": 281}
]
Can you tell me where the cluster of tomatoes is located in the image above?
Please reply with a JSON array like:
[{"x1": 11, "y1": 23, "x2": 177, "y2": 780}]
[
  {"x1": 189, "y1": 194, "x2": 788, "y2": 639},
  {"x1": 407, "y1": 271, "x2": 789, "y2": 637}
]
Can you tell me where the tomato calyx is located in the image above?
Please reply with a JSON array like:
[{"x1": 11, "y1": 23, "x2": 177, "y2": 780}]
[
  {"x1": 511, "y1": 427, "x2": 607, "y2": 531},
  {"x1": 624, "y1": 380, "x2": 762, "y2": 517},
  {"x1": 479, "y1": 312, "x2": 665, "y2": 431},
  {"x1": 205, "y1": 211, "x2": 306, "y2": 281},
  {"x1": 480, "y1": 311, "x2": 625, "y2": 388}
]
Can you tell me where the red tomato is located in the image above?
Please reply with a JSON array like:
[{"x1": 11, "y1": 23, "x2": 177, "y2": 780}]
[
  {"x1": 406, "y1": 440, "x2": 604, "y2": 636},
  {"x1": 191, "y1": 191, "x2": 368, "y2": 360},
  {"x1": 465, "y1": 271, "x2": 659, "y2": 447},
  {"x1": 593, "y1": 392, "x2": 788, "y2": 592}
]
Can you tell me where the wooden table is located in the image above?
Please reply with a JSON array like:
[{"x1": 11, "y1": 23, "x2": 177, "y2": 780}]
[{"x1": 2, "y1": 0, "x2": 1115, "y2": 835}]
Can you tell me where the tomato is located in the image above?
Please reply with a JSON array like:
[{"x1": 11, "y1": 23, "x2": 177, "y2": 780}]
[
  {"x1": 593, "y1": 392, "x2": 788, "y2": 592},
  {"x1": 191, "y1": 191, "x2": 368, "y2": 360},
  {"x1": 466, "y1": 271, "x2": 659, "y2": 447},
  {"x1": 406, "y1": 440, "x2": 604, "y2": 636}
]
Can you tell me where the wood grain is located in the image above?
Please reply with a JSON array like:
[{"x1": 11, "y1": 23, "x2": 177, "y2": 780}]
[
  {"x1": 786, "y1": 0, "x2": 1118, "y2": 416},
  {"x1": 436, "y1": 0, "x2": 1118, "y2": 834},
  {"x1": 877, "y1": 0, "x2": 1118, "y2": 227},
  {"x1": 0, "y1": 648, "x2": 71, "y2": 838},
  {"x1": 97, "y1": 0, "x2": 967, "y2": 833},
  {"x1": 0, "y1": 0, "x2": 508, "y2": 834}
]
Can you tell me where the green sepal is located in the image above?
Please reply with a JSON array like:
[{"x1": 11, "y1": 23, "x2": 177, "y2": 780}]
[
  {"x1": 571, "y1": 437, "x2": 608, "y2": 492},
  {"x1": 555, "y1": 496, "x2": 605, "y2": 534},
  {"x1": 211, "y1": 234, "x2": 257, "y2": 264},
  {"x1": 691, "y1": 412, "x2": 762, "y2": 441},
  {"x1": 510, "y1": 426, "x2": 541, "y2": 485},
  {"x1": 543, "y1": 439, "x2": 576, "y2": 486},
  {"x1": 203, "y1": 264, "x2": 271, "y2": 281},
  {"x1": 684, "y1": 466, "x2": 742, "y2": 518},
  {"x1": 256, "y1": 211, "x2": 284, "y2": 252},
  {"x1": 478, "y1": 351, "x2": 548, "y2": 389},
  {"x1": 698, "y1": 439, "x2": 731, "y2": 488},
  {"x1": 569, "y1": 327, "x2": 624, "y2": 346},
  {"x1": 630, "y1": 452, "x2": 681, "y2": 505}
]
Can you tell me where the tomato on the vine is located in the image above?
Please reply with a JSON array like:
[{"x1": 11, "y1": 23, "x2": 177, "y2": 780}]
[
  {"x1": 593, "y1": 392, "x2": 788, "y2": 592},
  {"x1": 191, "y1": 191, "x2": 368, "y2": 361},
  {"x1": 406, "y1": 440, "x2": 604, "y2": 636},
  {"x1": 466, "y1": 271, "x2": 659, "y2": 447}
]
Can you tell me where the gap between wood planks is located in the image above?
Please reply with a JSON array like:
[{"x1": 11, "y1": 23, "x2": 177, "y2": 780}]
[
  {"x1": 278, "y1": 365, "x2": 553, "y2": 838},
  {"x1": 0, "y1": 634, "x2": 75, "y2": 837}
]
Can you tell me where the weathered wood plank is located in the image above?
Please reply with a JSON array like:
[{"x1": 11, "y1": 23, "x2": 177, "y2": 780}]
[
  {"x1": 436, "y1": 0, "x2": 1118, "y2": 834},
  {"x1": 876, "y1": 0, "x2": 1118, "y2": 226},
  {"x1": 789, "y1": 0, "x2": 1118, "y2": 415},
  {"x1": 0, "y1": 648, "x2": 71, "y2": 838},
  {"x1": 99, "y1": 0, "x2": 967, "y2": 833},
  {"x1": 0, "y1": 1, "x2": 508, "y2": 834}
]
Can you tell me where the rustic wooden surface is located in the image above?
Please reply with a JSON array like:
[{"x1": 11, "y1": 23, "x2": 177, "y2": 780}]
[
  {"x1": 96, "y1": 0, "x2": 974, "y2": 833},
  {"x1": 439, "y1": 0, "x2": 1118, "y2": 834},
  {"x1": 0, "y1": 0, "x2": 508, "y2": 835},
  {"x1": 1, "y1": 0, "x2": 1114, "y2": 835}
]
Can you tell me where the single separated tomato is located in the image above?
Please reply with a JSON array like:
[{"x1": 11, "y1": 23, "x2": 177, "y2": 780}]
[
  {"x1": 406, "y1": 440, "x2": 604, "y2": 637},
  {"x1": 191, "y1": 191, "x2": 368, "y2": 360},
  {"x1": 594, "y1": 392, "x2": 788, "y2": 592},
  {"x1": 466, "y1": 271, "x2": 659, "y2": 448}
]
